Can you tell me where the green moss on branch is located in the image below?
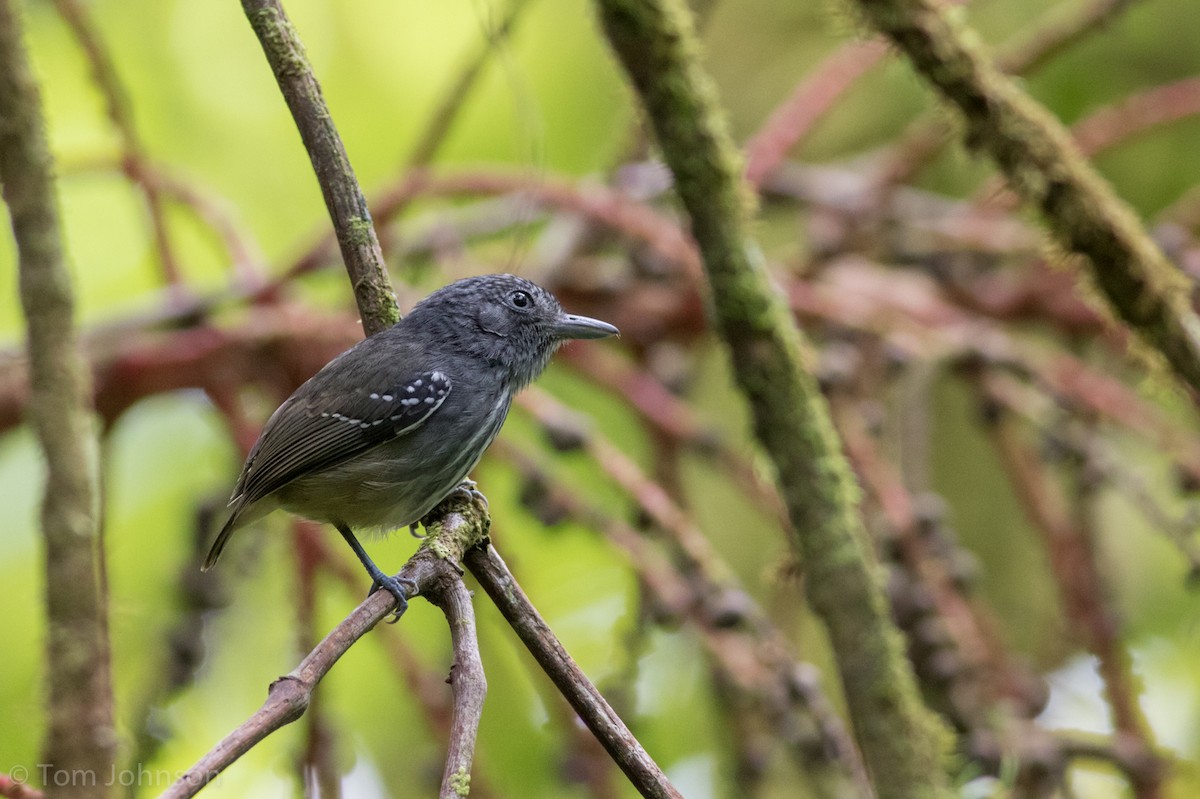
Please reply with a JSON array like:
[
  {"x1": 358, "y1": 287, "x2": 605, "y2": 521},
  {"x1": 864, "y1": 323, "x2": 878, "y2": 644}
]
[
  {"x1": 856, "y1": 0, "x2": 1200, "y2": 395},
  {"x1": 241, "y1": 0, "x2": 399, "y2": 333},
  {"x1": 0, "y1": 1, "x2": 115, "y2": 793},
  {"x1": 592, "y1": 0, "x2": 955, "y2": 795}
]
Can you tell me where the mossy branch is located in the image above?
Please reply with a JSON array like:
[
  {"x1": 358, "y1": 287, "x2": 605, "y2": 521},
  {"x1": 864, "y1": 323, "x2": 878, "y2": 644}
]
[
  {"x1": 221, "y1": 11, "x2": 680, "y2": 794},
  {"x1": 591, "y1": 0, "x2": 954, "y2": 795},
  {"x1": 0, "y1": 0, "x2": 115, "y2": 794},
  {"x1": 241, "y1": 0, "x2": 398, "y2": 334},
  {"x1": 854, "y1": 0, "x2": 1200, "y2": 395}
]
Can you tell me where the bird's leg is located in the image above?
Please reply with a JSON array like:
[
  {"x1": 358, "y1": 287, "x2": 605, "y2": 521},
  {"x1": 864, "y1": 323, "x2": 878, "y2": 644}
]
[{"x1": 335, "y1": 523, "x2": 417, "y2": 623}]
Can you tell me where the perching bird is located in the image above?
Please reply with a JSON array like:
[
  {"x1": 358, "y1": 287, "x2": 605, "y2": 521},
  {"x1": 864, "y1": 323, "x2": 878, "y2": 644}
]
[{"x1": 203, "y1": 274, "x2": 618, "y2": 617}]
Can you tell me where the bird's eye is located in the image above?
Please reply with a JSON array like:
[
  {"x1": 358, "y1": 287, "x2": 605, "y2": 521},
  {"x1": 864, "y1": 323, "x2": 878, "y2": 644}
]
[{"x1": 510, "y1": 290, "x2": 532, "y2": 309}]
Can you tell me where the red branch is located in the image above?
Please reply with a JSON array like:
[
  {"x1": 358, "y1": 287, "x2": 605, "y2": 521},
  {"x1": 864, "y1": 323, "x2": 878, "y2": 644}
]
[{"x1": 743, "y1": 39, "x2": 889, "y2": 187}]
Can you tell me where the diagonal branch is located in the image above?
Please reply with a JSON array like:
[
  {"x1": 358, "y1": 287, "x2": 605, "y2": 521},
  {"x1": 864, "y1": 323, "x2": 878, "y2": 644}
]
[
  {"x1": 50, "y1": 0, "x2": 185, "y2": 291},
  {"x1": 159, "y1": 495, "x2": 491, "y2": 799},
  {"x1": 401, "y1": 0, "x2": 533, "y2": 171},
  {"x1": 854, "y1": 0, "x2": 1200, "y2": 397},
  {"x1": 493, "y1": 433, "x2": 872, "y2": 799},
  {"x1": 591, "y1": 0, "x2": 954, "y2": 796},
  {"x1": 240, "y1": 0, "x2": 398, "y2": 335},
  {"x1": 463, "y1": 544, "x2": 684, "y2": 799}
]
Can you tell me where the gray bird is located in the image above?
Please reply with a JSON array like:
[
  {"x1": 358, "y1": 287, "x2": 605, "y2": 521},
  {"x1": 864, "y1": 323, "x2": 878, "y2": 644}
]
[{"x1": 203, "y1": 274, "x2": 618, "y2": 617}]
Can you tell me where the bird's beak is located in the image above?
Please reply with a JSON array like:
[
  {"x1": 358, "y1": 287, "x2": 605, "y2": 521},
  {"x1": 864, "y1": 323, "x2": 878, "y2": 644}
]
[{"x1": 552, "y1": 313, "x2": 620, "y2": 340}]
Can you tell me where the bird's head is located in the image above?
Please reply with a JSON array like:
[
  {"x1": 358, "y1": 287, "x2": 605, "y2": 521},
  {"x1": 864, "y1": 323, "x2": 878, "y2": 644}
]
[{"x1": 408, "y1": 274, "x2": 618, "y2": 388}]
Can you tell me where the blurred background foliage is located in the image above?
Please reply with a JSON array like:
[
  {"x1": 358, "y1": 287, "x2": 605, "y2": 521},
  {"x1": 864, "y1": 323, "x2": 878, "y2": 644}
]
[{"x1": 3, "y1": 0, "x2": 1200, "y2": 797}]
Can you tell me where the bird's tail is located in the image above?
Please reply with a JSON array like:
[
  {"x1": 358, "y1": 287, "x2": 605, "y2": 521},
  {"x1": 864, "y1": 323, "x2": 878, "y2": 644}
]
[{"x1": 202, "y1": 512, "x2": 239, "y2": 571}]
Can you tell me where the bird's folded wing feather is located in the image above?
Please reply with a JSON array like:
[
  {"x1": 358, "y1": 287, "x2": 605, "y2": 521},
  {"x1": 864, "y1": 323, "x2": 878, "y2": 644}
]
[{"x1": 232, "y1": 370, "x2": 451, "y2": 506}]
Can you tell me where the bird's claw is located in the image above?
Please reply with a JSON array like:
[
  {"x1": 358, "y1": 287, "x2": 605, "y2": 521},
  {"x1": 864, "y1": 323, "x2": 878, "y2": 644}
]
[
  {"x1": 369, "y1": 574, "x2": 418, "y2": 623},
  {"x1": 451, "y1": 479, "x2": 489, "y2": 511}
]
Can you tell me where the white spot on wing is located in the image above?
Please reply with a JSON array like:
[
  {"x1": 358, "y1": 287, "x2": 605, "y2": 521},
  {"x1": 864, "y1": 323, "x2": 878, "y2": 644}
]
[{"x1": 390, "y1": 372, "x2": 452, "y2": 437}]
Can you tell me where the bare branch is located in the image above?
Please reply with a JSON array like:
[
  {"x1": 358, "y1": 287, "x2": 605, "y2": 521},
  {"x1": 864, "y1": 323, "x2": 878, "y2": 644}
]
[
  {"x1": 425, "y1": 578, "x2": 487, "y2": 799},
  {"x1": 995, "y1": 0, "x2": 1141, "y2": 76},
  {"x1": 402, "y1": 0, "x2": 533, "y2": 171},
  {"x1": 875, "y1": 0, "x2": 1144, "y2": 189},
  {"x1": 743, "y1": 39, "x2": 889, "y2": 188},
  {"x1": 974, "y1": 372, "x2": 1165, "y2": 797},
  {"x1": 160, "y1": 495, "x2": 491, "y2": 799},
  {"x1": 303, "y1": 527, "x2": 506, "y2": 799},
  {"x1": 463, "y1": 545, "x2": 684, "y2": 799},
  {"x1": 50, "y1": 0, "x2": 184, "y2": 291},
  {"x1": 494, "y1": 436, "x2": 872, "y2": 799}
]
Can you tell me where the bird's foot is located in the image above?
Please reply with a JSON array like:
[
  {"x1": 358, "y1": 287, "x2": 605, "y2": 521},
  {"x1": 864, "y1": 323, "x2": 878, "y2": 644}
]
[
  {"x1": 369, "y1": 574, "x2": 419, "y2": 624},
  {"x1": 414, "y1": 480, "x2": 491, "y2": 539},
  {"x1": 450, "y1": 479, "x2": 489, "y2": 511},
  {"x1": 408, "y1": 522, "x2": 426, "y2": 539}
]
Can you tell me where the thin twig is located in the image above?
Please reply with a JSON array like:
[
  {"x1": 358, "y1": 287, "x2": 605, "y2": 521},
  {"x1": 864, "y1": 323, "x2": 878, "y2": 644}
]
[
  {"x1": 159, "y1": 496, "x2": 491, "y2": 799},
  {"x1": 402, "y1": 0, "x2": 533, "y2": 170},
  {"x1": 557, "y1": 341, "x2": 789, "y2": 528},
  {"x1": 976, "y1": 75, "x2": 1200, "y2": 211},
  {"x1": 831, "y1": 393, "x2": 1029, "y2": 721},
  {"x1": 985, "y1": 371, "x2": 1200, "y2": 573},
  {"x1": 975, "y1": 372, "x2": 1165, "y2": 798},
  {"x1": 292, "y1": 524, "x2": 507, "y2": 799},
  {"x1": 144, "y1": 166, "x2": 267, "y2": 287},
  {"x1": 368, "y1": 0, "x2": 535, "y2": 273},
  {"x1": 126, "y1": 504, "x2": 232, "y2": 779},
  {"x1": 161, "y1": 571, "x2": 405, "y2": 799},
  {"x1": 994, "y1": 0, "x2": 1140, "y2": 76},
  {"x1": 282, "y1": 168, "x2": 703, "y2": 285},
  {"x1": 425, "y1": 578, "x2": 487, "y2": 799},
  {"x1": 463, "y1": 544, "x2": 684, "y2": 799},
  {"x1": 50, "y1": 0, "x2": 185, "y2": 290},
  {"x1": 875, "y1": 0, "x2": 1143, "y2": 189},
  {"x1": 293, "y1": 520, "x2": 343, "y2": 799},
  {"x1": 493, "y1": 439, "x2": 872, "y2": 799},
  {"x1": 1058, "y1": 730, "x2": 1168, "y2": 784},
  {"x1": 743, "y1": 39, "x2": 889, "y2": 187}
]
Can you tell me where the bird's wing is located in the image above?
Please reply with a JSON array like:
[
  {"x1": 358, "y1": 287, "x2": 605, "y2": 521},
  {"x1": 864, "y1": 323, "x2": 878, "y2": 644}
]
[{"x1": 231, "y1": 370, "x2": 452, "y2": 508}]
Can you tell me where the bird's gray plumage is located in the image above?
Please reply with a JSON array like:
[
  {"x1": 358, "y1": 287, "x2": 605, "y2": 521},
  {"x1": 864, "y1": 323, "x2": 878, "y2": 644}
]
[{"x1": 203, "y1": 274, "x2": 617, "y2": 571}]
